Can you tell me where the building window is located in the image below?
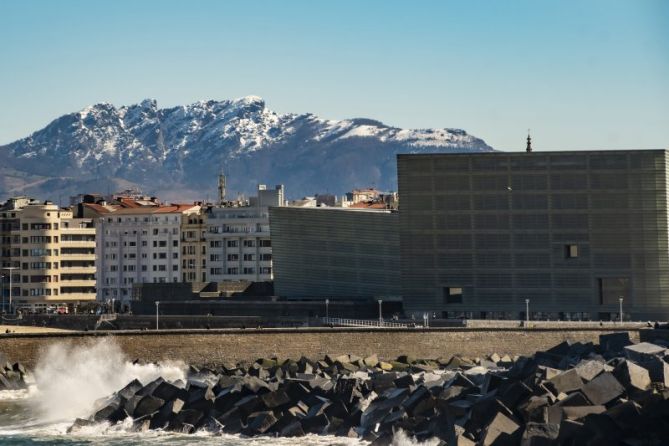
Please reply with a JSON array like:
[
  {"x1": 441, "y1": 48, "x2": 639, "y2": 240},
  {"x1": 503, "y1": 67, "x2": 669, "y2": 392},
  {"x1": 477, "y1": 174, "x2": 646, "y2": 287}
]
[
  {"x1": 443, "y1": 287, "x2": 463, "y2": 304},
  {"x1": 565, "y1": 244, "x2": 579, "y2": 258},
  {"x1": 227, "y1": 240, "x2": 238, "y2": 248},
  {"x1": 243, "y1": 240, "x2": 256, "y2": 248}
]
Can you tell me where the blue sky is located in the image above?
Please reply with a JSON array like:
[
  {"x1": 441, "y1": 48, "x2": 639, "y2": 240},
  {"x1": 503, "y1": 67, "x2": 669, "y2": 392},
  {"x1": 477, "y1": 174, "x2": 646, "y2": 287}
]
[{"x1": 0, "y1": 0, "x2": 667, "y2": 150}]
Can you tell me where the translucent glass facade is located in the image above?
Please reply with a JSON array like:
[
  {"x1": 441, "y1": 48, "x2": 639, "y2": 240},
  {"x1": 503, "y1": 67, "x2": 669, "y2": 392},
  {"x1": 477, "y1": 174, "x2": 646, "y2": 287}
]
[{"x1": 398, "y1": 150, "x2": 669, "y2": 320}]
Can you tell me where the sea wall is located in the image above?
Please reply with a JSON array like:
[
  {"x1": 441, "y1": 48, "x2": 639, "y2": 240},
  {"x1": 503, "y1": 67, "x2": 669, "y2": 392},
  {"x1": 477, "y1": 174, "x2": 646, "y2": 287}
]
[{"x1": 0, "y1": 327, "x2": 641, "y2": 369}]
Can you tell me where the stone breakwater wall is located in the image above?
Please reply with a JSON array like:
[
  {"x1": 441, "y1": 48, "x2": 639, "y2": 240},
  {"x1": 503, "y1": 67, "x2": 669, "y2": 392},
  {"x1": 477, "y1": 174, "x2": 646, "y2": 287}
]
[{"x1": 0, "y1": 328, "x2": 641, "y2": 369}]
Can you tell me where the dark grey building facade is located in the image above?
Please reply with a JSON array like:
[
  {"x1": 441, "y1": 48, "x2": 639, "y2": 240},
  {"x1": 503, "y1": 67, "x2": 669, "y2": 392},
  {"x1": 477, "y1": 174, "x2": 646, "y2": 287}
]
[
  {"x1": 269, "y1": 207, "x2": 400, "y2": 299},
  {"x1": 398, "y1": 150, "x2": 669, "y2": 320}
]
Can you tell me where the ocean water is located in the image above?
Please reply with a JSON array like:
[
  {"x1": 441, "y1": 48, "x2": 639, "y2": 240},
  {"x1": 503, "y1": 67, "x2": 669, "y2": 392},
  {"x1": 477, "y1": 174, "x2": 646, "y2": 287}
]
[{"x1": 0, "y1": 339, "x2": 438, "y2": 446}]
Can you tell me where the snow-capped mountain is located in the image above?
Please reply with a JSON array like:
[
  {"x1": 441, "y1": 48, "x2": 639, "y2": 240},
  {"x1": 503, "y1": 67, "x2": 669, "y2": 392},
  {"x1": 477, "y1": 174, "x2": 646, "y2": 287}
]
[{"x1": 0, "y1": 96, "x2": 493, "y2": 201}]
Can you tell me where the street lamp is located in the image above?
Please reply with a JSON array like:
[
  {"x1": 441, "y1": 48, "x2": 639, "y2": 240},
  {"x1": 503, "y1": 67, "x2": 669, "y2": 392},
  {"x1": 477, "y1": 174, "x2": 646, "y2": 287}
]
[
  {"x1": 378, "y1": 299, "x2": 383, "y2": 326},
  {"x1": 325, "y1": 299, "x2": 329, "y2": 320},
  {"x1": 155, "y1": 301, "x2": 160, "y2": 330},
  {"x1": 2, "y1": 267, "x2": 18, "y2": 315},
  {"x1": 619, "y1": 297, "x2": 623, "y2": 323},
  {"x1": 525, "y1": 299, "x2": 530, "y2": 323}
]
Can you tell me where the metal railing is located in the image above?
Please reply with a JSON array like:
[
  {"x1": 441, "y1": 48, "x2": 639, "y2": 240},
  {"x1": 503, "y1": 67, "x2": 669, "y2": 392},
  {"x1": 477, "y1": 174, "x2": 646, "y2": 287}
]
[{"x1": 321, "y1": 317, "x2": 413, "y2": 328}]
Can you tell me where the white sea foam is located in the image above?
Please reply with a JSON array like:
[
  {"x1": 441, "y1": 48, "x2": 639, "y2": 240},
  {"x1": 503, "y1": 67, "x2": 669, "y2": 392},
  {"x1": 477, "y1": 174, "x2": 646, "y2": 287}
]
[
  {"x1": 29, "y1": 337, "x2": 187, "y2": 422},
  {"x1": 390, "y1": 429, "x2": 442, "y2": 446}
]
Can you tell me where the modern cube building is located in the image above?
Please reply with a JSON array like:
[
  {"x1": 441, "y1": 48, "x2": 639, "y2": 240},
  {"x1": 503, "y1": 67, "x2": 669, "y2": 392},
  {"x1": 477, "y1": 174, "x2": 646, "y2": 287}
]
[
  {"x1": 270, "y1": 207, "x2": 400, "y2": 299},
  {"x1": 398, "y1": 150, "x2": 669, "y2": 320}
]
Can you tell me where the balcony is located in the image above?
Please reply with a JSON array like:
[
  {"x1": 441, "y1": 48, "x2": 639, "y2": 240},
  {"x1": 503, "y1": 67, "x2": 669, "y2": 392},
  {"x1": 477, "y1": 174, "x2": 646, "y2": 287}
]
[
  {"x1": 60, "y1": 240, "x2": 96, "y2": 247},
  {"x1": 59, "y1": 266, "x2": 96, "y2": 274},
  {"x1": 60, "y1": 279, "x2": 96, "y2": 288}
]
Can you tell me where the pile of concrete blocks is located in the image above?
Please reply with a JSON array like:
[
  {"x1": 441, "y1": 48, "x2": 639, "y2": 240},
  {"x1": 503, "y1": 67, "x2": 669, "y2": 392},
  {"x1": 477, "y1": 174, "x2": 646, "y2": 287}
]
[
  {"x1": 0, "y1": 361, "x2": 28, "y2": 390},
  {"x1": 72, "y1": 333, "x2": 669, "y2": 445}
]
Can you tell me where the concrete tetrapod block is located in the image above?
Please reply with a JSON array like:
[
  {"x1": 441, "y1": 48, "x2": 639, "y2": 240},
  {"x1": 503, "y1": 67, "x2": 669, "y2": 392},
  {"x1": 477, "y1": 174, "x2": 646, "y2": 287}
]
[
  {"x1": 481, "y1": 411, "x2": 521, "y2": 446},
  {"x1": 136, "y1": 377, "x2": 165, "y2": 397},
  {"x1": 518, "y1": 396, "x2": 550, "y2": 423},
  {"x1": 242, "y1": 411, "x2": 278, "y2": 435},
  {"x1": 93, "y1": 396, "x2": 126, "y2": 423},
  {"x1": 639, "y1": 356, "x2": 669, "y2": 386},
  {"x1": 153, "y1": 381, "x2": 186, "y2": 401},
  {"x1": 279, "y1": 420, "x2": 305, "y2": 437},
  {"x1": 134, "y1": 395, "x2": 165, "y2": 418},
  {"x1": 624, "y1": 342, "x2": 667, "y2": 362},
  {"x1": 561, "y1": 405, "x2": 606, "y2": 420},
  {"x1": 260, "y1": 389, "x2": 291, "y2": 408},
  {"x1": 117, "y1": 379, "x2": 143, "y2": 400},
  {"x1": 613, "y1": 360, "x2": 651, "y2": 391},
  {"x1": 582, "y1": 372, "x2": 625, "y2": 405},
  {"x1": 520, "y1": 422, "x2": 560, "y2": 446},
  {"x1": 599, "y1": 332, "x2": 631, "y2": 354},
  {"x1": 573, "y1": 360, "x2": 611, "y2": 382},
  {"x1": 546, "y1": 368, "x2": 584, "y2": 395}
]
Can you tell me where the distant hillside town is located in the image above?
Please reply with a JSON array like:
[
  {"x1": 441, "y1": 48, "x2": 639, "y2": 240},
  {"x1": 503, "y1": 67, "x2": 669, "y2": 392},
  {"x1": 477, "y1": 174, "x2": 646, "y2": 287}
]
[
  {"x1": 0, "y1": 174, "x2": 398, "y2": 315},
  {"x1": 3, "y1": 148, "x2": 669, "y2": 322}
]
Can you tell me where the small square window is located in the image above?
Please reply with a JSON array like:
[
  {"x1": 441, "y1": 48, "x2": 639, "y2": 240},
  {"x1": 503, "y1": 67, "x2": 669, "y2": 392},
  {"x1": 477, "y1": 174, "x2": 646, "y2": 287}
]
[
  {"x1": 565, "y1": 244, "x2": 579, "y2": 258},
  {"x1": 443, "y1": 287, "x2": 463, "y2": 304}
]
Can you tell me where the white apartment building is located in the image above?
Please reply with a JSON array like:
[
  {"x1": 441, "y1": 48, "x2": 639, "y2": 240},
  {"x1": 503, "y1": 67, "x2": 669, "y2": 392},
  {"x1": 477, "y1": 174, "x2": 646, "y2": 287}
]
[
  {"x1": 96, "y1": 204, "x2": 200, "y2": 306},
  {"x1": 205, "y1": 184, "x2": 284, "y2": 282}
]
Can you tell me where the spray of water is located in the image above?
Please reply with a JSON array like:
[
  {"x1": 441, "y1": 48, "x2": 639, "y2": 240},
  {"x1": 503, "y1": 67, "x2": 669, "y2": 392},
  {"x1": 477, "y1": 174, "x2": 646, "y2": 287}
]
[
  {"x1": 387, "y1": 430, "x2": 441, "y2": 446},
  {"x1": 29, "y1": 337, "x2": 187, "y2": 422}
]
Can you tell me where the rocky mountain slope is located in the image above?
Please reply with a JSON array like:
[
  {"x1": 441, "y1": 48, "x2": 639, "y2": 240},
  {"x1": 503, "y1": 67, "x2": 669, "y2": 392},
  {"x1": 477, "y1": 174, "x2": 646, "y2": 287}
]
[{"x1": 0, "y1": 96, "x2": 493, "y2": 201}]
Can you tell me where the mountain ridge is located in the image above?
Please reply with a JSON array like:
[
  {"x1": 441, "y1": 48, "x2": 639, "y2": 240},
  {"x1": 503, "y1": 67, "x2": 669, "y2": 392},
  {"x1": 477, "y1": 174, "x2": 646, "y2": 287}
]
[{"x1": 0, "y1": 96, "x2": 494, "y2": 201}]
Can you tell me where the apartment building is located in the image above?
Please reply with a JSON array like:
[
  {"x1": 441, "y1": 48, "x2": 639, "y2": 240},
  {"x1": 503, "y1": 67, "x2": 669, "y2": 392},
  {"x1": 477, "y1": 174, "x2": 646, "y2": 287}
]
[
  {"x1": 96, "y1": 204, "x2": 200, "y2": 307},
  {"x1": 398, "y1": 149, "x2": 669, "y2": 321},
  {"x1": 205, "y1": 184, "x2": 284, "y2": 282},
  {"x1": 181, "y1": 212, "x2": 207, "y2": 283},
  {"x1": 0, "y1": 198, "x2": 96, "y2": 312}
]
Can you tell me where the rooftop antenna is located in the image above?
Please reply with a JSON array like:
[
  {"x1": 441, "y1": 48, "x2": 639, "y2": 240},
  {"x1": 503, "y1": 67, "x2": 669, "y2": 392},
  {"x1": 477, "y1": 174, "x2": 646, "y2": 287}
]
[
  {"x1": 526, "y1": 129, "x2": 532, "y2": 153},
  {"x1": 218, "y1": 173, "x2": 226, "y2": 205}
]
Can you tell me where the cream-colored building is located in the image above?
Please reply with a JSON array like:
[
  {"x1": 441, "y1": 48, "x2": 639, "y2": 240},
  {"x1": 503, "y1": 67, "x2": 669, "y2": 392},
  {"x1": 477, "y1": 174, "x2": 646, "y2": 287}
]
[
  {"x1": 0, "y1": 199, "x2": 96, "y2": 312},
  {"x1": 181, "y1": 211, "x2": 207, "y2": 283}
]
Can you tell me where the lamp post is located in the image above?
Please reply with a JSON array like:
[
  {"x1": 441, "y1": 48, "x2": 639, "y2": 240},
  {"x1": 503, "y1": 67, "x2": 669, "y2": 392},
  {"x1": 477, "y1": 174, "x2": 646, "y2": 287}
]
[
  {"x1": 325, "y1": 299, "x2": 329, "y2": 320},
  {"x1": 378, "y1": 299, "x2": 383, "y2": 326},
  {"x1": 619, "y1": 297, "x2": 623, "y2": 323},
  {"x1": 2, "y1": 267, "x2": 17, "y2": 315},
  {"x1": 155, "y1": 301, "x2": 160, "y2": 330},
  {"x1": 525, "y1": 299, "x2": 530, "y2": 323}
]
